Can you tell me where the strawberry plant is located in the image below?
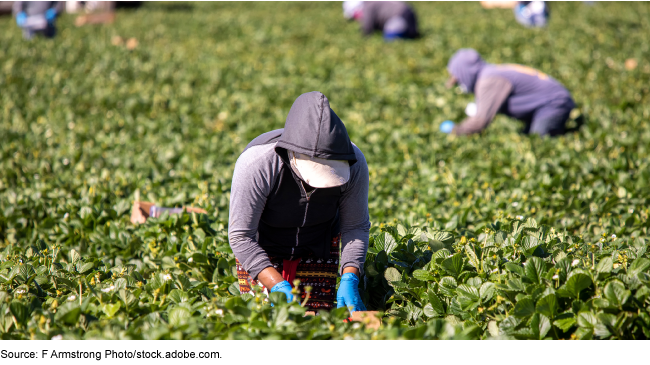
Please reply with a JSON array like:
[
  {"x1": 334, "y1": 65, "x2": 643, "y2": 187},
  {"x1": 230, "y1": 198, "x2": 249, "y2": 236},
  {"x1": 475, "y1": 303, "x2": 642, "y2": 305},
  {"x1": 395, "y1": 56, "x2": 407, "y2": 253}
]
[{"x1": 1, "y1": 2, "x2": 650, "y2": 339}]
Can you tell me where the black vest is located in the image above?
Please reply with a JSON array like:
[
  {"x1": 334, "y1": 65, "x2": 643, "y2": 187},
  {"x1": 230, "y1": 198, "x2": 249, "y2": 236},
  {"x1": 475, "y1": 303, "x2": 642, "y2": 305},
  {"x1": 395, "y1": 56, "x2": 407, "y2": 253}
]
[{"x1": 244, "y1": 130, "x2": 341, "y2": 260}]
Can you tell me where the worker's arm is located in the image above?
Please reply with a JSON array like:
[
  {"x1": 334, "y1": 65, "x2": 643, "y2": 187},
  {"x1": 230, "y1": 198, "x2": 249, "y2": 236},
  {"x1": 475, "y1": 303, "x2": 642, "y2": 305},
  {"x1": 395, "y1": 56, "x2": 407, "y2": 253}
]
[
  {"x1": 336, "y1": 145, "x2": 369, "y2": 312},
  {"x1": 338, "y1": 144, "x2": 371, "y2": 277},
  {"x1": 453, "y1": 76, "x2": 513, "y2": 135},
  {"x1": 228, "y1": 144, "x2": 280, "y2": 287}
]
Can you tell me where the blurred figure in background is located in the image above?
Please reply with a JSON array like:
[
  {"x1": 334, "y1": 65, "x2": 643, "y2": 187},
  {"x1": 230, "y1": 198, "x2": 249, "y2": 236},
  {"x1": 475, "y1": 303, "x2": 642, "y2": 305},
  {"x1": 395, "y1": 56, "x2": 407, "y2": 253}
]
[
  {"x1": 441, "y1": 48, "x2": 575, "y2": 137},
  {"x1": 343, "y1": 1, "x2": 419, "y2": 41},
  {"x1": 513, "y1": 1, "x2": 549, "y2": 28},
  {"x1": 13, "y1": 1, "x2": 63, "y2": 39}
]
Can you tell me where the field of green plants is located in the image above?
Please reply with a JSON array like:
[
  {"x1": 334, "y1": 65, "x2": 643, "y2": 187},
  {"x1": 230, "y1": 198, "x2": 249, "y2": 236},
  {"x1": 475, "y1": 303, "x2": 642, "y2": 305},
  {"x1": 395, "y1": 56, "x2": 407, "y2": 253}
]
[{"x1": 1, "y1": 2, "x2": 650, "y2": 340}]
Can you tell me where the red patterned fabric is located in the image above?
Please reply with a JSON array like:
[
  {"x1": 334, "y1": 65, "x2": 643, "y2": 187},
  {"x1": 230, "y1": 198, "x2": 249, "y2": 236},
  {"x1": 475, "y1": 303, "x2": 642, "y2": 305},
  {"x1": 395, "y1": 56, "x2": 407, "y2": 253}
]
[{"x1": 236, "y1": 233, "x2": 341, "y2": 311}]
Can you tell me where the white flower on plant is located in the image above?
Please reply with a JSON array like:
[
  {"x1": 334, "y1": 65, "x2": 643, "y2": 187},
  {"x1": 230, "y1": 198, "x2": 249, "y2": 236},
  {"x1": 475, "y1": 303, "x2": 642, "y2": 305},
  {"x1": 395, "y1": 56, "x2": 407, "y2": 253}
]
[
  {"x1": 101, "y1": 285, "x2": 115, "y2": 293},
  {"x1": 516, "y1": 215, "x2": 524, "y2": 220},
  {"x1": 571, "y1": 259, "x2": 580, "y2": 267},
  {"x1": 15, "y1": 288, "x2": 26, "y2": 294},
  {"x1": 51, "y1": 334, "x2": 63, "y2": 340},
  {"x1": 601, "y1": 238, "x2": 606, "y2": 242},
  {"x1": 628, "y1": 209, "x2": 634, "y2": 214},
  {"x1": 188, "y1": 257, "x2": 193, "y2": 263},
  {"x1": 611, "y1": 234, "x2": 616, "y2": 239},
  {"x1": 512, "y1": 202, "x2": 519, "y2": 207},
  {"x1": 63, "y1": 213, "x2": 69, "y2": 219},
  {"x1": 67, "y1": 295, "x2": 76, "y2": 301},
  {"x1": 490, "y1": 268, "x2": 499, "y2": 274},
  {"x1": 215, "y1": 309, "x2": 223, "y2": 315},
  {"x1": 552, "y1": 274, "x2": 559, "y2": 280},
  {"x1": 163, "y1": 274, "x2": 172, "y2": 281}
]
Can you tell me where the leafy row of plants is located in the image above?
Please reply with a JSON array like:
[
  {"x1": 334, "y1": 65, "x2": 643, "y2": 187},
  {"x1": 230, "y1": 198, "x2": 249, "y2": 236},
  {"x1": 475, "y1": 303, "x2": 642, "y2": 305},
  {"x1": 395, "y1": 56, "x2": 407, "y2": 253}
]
[{"x1": 1, "y1": 211, "x2": 649, "y2": 339}]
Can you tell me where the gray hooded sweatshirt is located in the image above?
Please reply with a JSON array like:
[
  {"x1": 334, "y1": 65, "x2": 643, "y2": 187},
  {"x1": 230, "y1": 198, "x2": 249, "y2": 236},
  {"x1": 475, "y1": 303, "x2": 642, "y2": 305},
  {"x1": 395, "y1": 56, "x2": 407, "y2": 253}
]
[
  {"x1": 447, "y1": 48, "x2": 574, "y2": 135},
  {"x1": 228, "y1": 92, "x2": 370, "y2": 280}
]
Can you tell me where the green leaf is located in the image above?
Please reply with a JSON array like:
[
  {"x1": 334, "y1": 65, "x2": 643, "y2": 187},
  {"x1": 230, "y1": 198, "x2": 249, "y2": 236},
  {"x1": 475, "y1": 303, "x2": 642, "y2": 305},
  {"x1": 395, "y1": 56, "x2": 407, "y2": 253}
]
[
  {"x1": 530, "y1": 313, "x2": 551, "y2": 339},
  {"x1": 102, "y1": 302, "x2": 121, "y2": 318},
  {"x1": 464, "y1": 245, "x2": 480, "y2": 270},
  {"x1": 118, "y1": 289, "x2": 137, "y2": 309},
  {"x1": 574, "y1": 327, "x2": 593, "y2": 340},
  {"x1": 603, "y1": 280, "x2": 630, "y2": 308},
  {"x1": 521, "y1": 236, "x2": 541, "y2": 256},
  {"x1": 412, "y1": 269, "x2": 435, "y2": 282},
  {"x1": 466, "y1": 277, "x2": 482, "y2": 288},
  {"x1": 426, "y1": 231, "x2": 454, "y2": 245},
  {"x1": 423, "y1": 303, "x2": 439, "y2": 318},
  {"x1": 564, "y1": 273, "x2": 592, "y2": 298},
  {"x1": 505, "y1": 262, "x2": 525, "y2": 277},
  {"x1": 577, "y1": 311, "x2": 598, "y2": 328},
  {"x1": 536, "y1": 293, "x2": 558, "y2": 318},
  {"x1": 595, "y1": 257, "x2": 613, "y2": 274},
  {"x1": 479, "y1": 282, "x2": 495, "y2": 302},
  {"x1": 456, "y1": 284, "x2": 480, "y2": 301},
  {"x1": 168, "y1": 289, "x2": 190, "y2": 304},
  {"x1": 168, "y1": 306, "x2": 191, "y2": 327},
  {"x1": 440, "y1": 253, "x2": 464, "y2": 279},
  {"x1": 438, "y1": 276, "x2": 458, "y2": 297},
  {"x1": 9, "y1": 301, "x2": 30, "y2": 326},
  {"x1": 228, "y1": 282, "x2": 240, "y2": 296},
  {"x1": 76, "y1": 262, "x2": 95, "y2": 274},
  {"x1": 427, "y1": 290, "x2": 445, "y2": 315},
  {"x1": 513, "y1": 296, "x2": 535, "y2": 318},
  {"x1": 70, "y1": 249, "x2": 81, "y2": 263},
  {"x1": 55, "y1": 302, "x2": 81, "y2": 325},
  {"x1": 524, "y1": 257, "x2": 546, "y2": 284},
  {"x1": 384, "y1": 267, "x2": 402, "y2": 285},
  {"x1": 554, "y1": 317, "x2": 576, "y2": 332},
  {"x1": 628, "y1": 258, "x2": 650, "y2": 276}
]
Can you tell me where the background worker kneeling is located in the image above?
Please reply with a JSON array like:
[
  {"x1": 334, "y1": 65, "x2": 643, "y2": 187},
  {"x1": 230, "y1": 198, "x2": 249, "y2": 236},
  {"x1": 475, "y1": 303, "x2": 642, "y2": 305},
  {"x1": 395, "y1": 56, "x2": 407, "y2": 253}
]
[{"x1": 442, "y1": 48, "x2": 575, "y2": 137}]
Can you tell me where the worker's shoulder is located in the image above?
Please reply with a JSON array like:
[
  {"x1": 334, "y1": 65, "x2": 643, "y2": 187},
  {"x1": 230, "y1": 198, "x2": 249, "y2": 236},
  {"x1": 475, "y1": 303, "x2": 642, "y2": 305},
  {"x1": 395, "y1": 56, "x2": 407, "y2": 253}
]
[
  {"x1": 350, "y1": 142, "x2": 368, "y2": 169},
  {"x1": 235, "y1": 143, "x2": 281, "y2": 172}
]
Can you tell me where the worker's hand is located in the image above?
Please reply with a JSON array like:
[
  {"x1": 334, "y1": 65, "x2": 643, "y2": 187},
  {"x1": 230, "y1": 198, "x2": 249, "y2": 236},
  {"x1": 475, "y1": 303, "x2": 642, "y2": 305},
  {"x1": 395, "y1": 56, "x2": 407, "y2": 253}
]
[
  {"x1": 270, "y1": 280, "x2": 294, "y2": 303},
  {"x1": 440, "y1": 120, "x2": 455, "y2": 134},
  {"x1": 16, "y1": 12, "x2": 27, "y2": 26},
  {"x1": 45, "y1": 8, "x2": 57, "y2": 23},
  {"x1": 337, "y1": 272, "x2": 366, "y2": 313}
]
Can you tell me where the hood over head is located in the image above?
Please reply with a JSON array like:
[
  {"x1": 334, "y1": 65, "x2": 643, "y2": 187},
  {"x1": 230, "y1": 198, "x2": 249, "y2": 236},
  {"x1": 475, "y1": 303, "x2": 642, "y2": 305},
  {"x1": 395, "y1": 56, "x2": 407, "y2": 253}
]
[
  {"x1": 275, "y1": 91, "x2": 357, "y2": 166},
  {"x1": 447, "y1": 48, "x2": 486, "y2": 93}
]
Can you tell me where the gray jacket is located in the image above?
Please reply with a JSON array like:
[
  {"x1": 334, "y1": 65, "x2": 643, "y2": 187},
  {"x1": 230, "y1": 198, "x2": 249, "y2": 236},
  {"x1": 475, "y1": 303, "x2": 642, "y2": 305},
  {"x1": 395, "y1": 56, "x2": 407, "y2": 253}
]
[{"x1": 228, "y1": 92, "x2": 370, "y2": 280}]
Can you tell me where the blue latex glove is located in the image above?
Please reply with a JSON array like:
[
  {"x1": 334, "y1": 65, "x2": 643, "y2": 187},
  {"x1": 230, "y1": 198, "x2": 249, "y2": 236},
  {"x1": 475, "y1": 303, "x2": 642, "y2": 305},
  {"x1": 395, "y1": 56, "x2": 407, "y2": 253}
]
[
  {"x1": 16, "y1": 12, "x2": 27, "y2": 26},
  {"x1": 440, "y1": 120, "x2": 455, "y2": 134},
  {"x1": 270, "y1": 280, "x2": 293, "y2": 303},
  {"x1": 337, "y1": 272, "x2": 367, "y2": 313},
  {"x1": 45, "y1": 8, "x2": 57, "y2": 23}
]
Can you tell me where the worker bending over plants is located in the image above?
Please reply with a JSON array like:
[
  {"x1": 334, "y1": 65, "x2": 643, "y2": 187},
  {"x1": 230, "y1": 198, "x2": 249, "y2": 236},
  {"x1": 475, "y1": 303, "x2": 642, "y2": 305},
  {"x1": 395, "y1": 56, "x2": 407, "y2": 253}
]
[
  {"x1": 13, "y1": 1, "x2": 63, "y2": 39},
  {"x1": 228, "y1": 91, "x2": 370, "y2": 313},
  {"x1": 343, "y1": 1, "x2": 420, "y2": 41},
  {"x1": 441, "y1": 48, "x2": 575, "y2": 137}
]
